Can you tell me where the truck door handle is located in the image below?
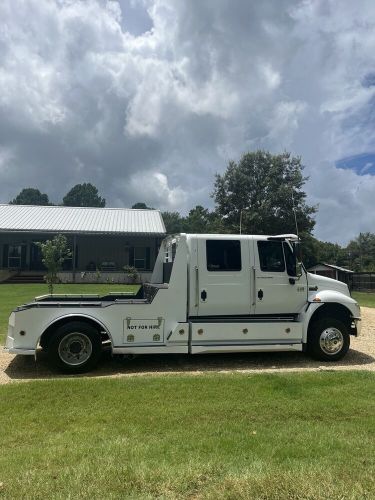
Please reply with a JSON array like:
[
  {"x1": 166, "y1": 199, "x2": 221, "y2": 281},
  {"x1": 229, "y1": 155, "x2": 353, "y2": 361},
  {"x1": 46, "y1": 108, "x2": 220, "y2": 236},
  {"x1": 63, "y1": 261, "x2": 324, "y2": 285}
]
[
  {"x1": 252, "y1": 267, "x2": 256, "y2": 306},
  {"x1": 201, "y1": 290, "x2": 207, "y2": 301},
  {"x1": 195, "y1": 266, "x2": 199, "y2": 307},
  {"x1": 258, "y1": 289, "x2": 264, "y2": 300}
]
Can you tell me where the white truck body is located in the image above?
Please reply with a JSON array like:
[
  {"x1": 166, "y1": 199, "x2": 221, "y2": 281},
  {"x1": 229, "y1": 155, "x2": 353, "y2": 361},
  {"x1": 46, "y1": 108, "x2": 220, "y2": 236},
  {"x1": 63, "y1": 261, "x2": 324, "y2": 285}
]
[{"x1": 5, "y1": 233, "x2": 361, "y2": 370}]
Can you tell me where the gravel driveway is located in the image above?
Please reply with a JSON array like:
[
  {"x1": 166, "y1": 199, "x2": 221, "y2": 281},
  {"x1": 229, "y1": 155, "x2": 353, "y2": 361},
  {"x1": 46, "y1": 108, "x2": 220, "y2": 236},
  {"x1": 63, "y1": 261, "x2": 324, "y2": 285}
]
[{"x1": 1, "y1": 307, "x2": 374, "y2": 384}]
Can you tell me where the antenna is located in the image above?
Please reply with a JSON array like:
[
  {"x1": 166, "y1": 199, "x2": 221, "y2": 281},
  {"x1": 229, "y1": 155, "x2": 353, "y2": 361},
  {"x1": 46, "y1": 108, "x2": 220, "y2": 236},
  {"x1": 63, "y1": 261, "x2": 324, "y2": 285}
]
[{"x1": 291, "y1": 192, "x2": 299, "y2": 238}]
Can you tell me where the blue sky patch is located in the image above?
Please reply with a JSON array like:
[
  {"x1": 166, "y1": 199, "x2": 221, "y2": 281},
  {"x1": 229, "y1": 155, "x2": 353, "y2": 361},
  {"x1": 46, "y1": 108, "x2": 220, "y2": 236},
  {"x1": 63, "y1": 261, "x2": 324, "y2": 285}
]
[
  {"x1": 117, "y1": 0, "x2": 153, "y2": 36},
  {"x1": 335, "y1": 153, "x2": 375, "y2": 175},
  {"x1": 362, "y1": 72, "x2": 375, "y2": 88}
]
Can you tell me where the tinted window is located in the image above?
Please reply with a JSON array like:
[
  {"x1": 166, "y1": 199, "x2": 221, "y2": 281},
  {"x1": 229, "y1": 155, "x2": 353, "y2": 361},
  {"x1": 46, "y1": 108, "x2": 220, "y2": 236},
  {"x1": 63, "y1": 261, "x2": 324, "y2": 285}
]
[
  {"x1": 163, "y1": 262, "x2": 173, "y2": 283},
  {"x1": 206, "y1": 240, "x2": 241, "y2": 271},
  {"x1": 257, "y1": 241, "x2": 285, "y2": 272}
]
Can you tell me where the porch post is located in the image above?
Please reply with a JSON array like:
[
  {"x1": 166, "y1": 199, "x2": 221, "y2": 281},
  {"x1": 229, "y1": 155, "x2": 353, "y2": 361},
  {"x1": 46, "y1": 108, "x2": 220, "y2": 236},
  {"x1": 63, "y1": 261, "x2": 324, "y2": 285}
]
[{"x1": 72, "y1": 234, "x2": 77, "y2": 283}]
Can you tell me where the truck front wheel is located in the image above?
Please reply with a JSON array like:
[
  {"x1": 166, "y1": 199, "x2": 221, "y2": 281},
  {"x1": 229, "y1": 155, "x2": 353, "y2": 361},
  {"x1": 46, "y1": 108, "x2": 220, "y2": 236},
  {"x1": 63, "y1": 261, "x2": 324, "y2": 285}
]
[
  {"x1": 307, "y1": 317, "x2": 350, "y2": 361},
  {"x1": 48, "y1": 321, "x2": 102, "y2": 373}
]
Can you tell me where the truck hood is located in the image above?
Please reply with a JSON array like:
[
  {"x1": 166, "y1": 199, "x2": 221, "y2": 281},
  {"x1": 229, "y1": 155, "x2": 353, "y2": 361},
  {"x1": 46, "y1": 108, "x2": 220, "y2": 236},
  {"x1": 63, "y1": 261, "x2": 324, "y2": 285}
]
[{"x1": 307, "y1": 272, "x2": 350, "y2": 298}]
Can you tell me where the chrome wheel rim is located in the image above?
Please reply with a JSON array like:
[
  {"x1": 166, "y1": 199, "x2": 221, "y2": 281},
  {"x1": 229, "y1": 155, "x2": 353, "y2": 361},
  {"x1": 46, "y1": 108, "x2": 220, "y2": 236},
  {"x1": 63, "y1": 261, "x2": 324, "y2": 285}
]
[
  {"x1": 58, "y1": 332, "x2": 92, "y2": 366},
  {"x1": 319, "y1": 327, "x2": 344, "y2": 355}
]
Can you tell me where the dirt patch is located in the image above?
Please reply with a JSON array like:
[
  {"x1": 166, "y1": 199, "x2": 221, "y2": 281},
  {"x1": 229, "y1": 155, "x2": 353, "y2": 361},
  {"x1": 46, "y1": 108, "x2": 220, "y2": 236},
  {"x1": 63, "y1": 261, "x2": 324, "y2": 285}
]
[{"x1": 1, "y1": 307, "x2": 374, "y2": 385}]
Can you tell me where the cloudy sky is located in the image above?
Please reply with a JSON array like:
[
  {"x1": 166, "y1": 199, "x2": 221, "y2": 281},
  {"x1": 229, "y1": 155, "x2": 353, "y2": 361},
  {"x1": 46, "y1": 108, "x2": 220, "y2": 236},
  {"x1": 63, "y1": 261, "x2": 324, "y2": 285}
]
[{"x1": 0, "y1": 0, "x2": 375, "y2": 244}]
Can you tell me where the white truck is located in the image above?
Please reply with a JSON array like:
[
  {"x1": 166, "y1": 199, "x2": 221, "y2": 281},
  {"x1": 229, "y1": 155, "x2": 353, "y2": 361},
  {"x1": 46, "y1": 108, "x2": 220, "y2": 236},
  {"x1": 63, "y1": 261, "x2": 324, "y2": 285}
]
[{"x1": 5, "y1": 233, "x2": 361, "y2": 372}]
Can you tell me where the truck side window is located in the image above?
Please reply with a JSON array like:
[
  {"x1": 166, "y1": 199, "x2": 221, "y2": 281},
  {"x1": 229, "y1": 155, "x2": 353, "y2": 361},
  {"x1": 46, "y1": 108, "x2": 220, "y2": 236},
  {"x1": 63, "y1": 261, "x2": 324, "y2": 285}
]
[
  {"x1": 206, "y1": 240, "x2": 241, "y2": 271},
  {"x1": 257, "y1": 241, "x2": 285, "y2": 272}
]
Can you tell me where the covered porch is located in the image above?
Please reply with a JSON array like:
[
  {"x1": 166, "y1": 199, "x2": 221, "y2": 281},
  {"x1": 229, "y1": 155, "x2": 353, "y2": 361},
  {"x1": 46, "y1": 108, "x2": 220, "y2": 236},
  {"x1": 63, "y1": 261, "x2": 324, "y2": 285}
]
[{"x1": 0, "y1": 232, "x2": 162, "y2": 283}]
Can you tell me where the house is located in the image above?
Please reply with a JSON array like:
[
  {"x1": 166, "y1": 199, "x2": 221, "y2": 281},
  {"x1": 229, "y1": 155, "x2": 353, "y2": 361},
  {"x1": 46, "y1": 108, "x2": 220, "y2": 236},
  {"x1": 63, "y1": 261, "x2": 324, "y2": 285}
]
[
  {"x1": 307, "y1": 263, "x2": 354, "y2": 288},
  {"x1": 0, "y1": 204, "x2": 166, "y2": 283}
]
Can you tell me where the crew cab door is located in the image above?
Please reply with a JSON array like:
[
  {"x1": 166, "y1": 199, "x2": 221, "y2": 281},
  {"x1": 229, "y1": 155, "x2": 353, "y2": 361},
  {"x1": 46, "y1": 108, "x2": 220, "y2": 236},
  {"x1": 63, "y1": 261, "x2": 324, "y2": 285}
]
[
  {"x1": 253, "y1": 239, "x2": 307, "y2": 315},
  {"x1": 196, "y1": 237, "x2": 254, "y2": 316}
]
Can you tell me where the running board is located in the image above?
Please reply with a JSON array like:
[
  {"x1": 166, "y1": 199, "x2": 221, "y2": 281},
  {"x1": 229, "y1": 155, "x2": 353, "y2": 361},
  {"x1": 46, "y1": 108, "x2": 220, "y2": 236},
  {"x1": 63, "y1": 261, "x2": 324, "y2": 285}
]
[
  {"x1": 112, "y1": 346, "x2": 188, "y2": 355},
  {"x1": 191, "y1": 344, "x2": 303, "y2": 355},
  {"x1": 111, "y1": 344, "x2": 303, "y2": 355},
  {"x1": 189, "y1": 314, "x2": 299, "y2": 323}
]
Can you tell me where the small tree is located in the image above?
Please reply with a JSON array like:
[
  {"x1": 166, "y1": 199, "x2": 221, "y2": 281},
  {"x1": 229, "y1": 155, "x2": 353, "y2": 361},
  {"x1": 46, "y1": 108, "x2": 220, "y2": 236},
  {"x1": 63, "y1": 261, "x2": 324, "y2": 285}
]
[
  {"x1": 213, "y1": 150, "x2": 317, "y2": 235},
  {"x1": 63, "y1": 183, "x2": 105, "y2": 207},
  {"x1": 123, "y1": 265, "x2": 139, "y2": 283},
  {"x1": 37, "y1": 235, "x2": 72, "y2": 294},
  {"x1": 161, "y1": 211, "x2": 185, "y2": 234},
  {"x1": 10, "y1": 188, "x2": 50, "y2": 205},
  {"x1": 131, "y1": 202, "x2": 153, "y2": 209},
  {"x1": 183, "y1": 205, "x2": 222, "y2": 233}
]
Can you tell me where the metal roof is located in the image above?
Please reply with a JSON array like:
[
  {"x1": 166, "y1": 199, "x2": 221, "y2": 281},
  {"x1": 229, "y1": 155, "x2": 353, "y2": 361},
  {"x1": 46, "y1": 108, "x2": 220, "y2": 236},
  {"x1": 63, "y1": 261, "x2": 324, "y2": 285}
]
[
  {"x1": 308, "y1": 262, "x2": 353, "y2": 273},
  {"x1": 0, "y1": 204, "x2": 166, "y2": 235}
]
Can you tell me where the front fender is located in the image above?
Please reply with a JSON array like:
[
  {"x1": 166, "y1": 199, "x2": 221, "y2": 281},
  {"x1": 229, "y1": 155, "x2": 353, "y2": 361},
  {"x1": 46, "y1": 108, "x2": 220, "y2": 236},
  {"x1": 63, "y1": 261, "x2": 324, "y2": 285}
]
[
  {"x1": 308, "y1": 290, "x2": 361, "y2": 319},
  {"x1": 300, "y1": 292, "x2": 361, "y2": 342},
  {"x1": 300, "y1": 302, "x2": 323, "y2": 343}
]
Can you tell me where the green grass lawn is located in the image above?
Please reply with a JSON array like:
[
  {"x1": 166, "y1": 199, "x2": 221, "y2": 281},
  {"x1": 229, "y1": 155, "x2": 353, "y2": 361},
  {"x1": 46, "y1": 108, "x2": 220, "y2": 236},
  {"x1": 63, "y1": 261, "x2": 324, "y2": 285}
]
[
  {"x1": 0, "y1": 372, "x2": 374, "y2": 499},
  {"x1": 0, "y1": 283, "x2": 138, "y2": 344},
  {"x1": 352, "y1": 291, "x2": 375, "y2": 308}
]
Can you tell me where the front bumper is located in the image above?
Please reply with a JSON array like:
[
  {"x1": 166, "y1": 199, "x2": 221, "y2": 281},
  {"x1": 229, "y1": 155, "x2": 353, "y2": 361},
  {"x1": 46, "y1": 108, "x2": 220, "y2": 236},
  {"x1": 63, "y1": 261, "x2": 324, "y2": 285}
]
[{"x1": 352, "y1": 317, "x2": 362, "y2": 336}]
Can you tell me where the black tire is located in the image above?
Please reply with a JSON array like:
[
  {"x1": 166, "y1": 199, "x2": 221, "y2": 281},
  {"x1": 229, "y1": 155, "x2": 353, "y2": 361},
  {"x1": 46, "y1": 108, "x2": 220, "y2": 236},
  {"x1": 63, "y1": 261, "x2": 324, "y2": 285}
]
[
  {"x1": 48, "y1": 321, "x2": 102, "y2": 373},
  {"x1": 307, "y1": 317, "x2": 350, "y2": 361}
]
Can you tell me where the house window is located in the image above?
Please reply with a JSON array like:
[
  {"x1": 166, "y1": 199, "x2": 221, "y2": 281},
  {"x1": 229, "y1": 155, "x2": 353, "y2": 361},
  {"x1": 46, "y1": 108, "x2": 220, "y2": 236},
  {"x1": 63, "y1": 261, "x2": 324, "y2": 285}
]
[
  {"x1": 134, "y1": 247, "x2": 146, "y2": 270},
  {"x1": 8, "y1": 245, "x2": 22, "y2": 268},
  {"x1": 206, "y1": 240, "x2": 242, "y2": 271},
  {"x1": 129, "y1": 247, "x2": 151, "y2": 270}
]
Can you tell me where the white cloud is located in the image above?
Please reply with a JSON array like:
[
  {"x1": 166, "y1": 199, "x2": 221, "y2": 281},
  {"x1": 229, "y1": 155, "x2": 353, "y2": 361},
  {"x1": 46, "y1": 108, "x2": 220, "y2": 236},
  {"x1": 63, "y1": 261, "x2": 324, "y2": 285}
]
[
  {"x1": 268, "y1": 100, "x2": 307, "y2": 148},
  {"x1": 260, "y1": 63, "x2": 281, "y2": 90},
  {"x1": 0, "y1": 0, "x2": 374, "y2": 242},
  {"x1": 0, "y1": 147, "x2": 14, "y2": 175},
  {"x1": 124, "y1": 171, "x2": 187, "y2": 210}
]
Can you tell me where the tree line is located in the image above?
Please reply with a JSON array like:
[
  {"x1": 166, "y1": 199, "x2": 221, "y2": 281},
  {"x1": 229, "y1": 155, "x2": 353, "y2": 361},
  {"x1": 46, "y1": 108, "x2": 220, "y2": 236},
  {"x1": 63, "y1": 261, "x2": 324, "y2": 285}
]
[
  {"x1": 160, "y1": 210, "x2": 375, "y2": 272},
  {"x1": 8, "y1": 151, "x2": 375, "y2": 271},
  {"x1": 10, "y1": 183, "x2": 105, "y2": 208}
]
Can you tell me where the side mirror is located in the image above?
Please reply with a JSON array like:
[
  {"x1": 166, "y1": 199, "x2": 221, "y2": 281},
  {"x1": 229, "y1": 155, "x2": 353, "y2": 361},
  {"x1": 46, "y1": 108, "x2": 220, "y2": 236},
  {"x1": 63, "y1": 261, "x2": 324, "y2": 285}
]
[{"x1": 296, "y1": 261, "x2": 303, "y2": 278}]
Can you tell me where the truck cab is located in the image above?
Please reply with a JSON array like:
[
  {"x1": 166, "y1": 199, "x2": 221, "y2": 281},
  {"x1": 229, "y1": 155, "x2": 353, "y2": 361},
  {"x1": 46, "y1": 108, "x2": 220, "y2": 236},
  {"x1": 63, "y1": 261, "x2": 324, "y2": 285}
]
[{"x1": 5, "y1": 233, "x2": 361, "y2": 372}]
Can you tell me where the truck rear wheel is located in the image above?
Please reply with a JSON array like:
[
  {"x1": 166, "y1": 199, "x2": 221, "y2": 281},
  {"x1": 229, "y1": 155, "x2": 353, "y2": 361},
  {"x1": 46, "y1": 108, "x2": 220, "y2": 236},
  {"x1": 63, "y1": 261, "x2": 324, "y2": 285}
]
[
  {"x1": 307, "y1": 317, "x2": 350, "y2": 361},
  {"x1": 48, "y1": 321, "x2": 102, "y2": 373}
]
